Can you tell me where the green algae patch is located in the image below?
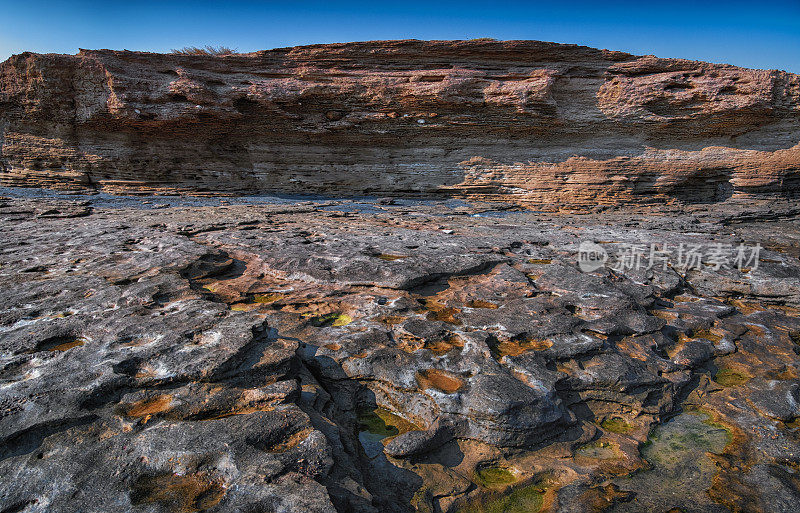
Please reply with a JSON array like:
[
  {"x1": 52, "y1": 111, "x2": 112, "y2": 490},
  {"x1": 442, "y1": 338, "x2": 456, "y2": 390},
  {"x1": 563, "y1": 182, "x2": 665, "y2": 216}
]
[
  {"x1": 410, "y1": 488, "x2": 436, "y2": 513},
  {"x1": 357, "y1": 407, "x2": 418, "y2": 439},
  {"x1": 685, "y1": 408, "x2": 733, "y2": 447},
  {"x1": 457, "y1": 481, "x2": 547, "y2": 513},
  {"x1": 331, "y1": 314, "x2": 353, "y2": 326},
  {"x1": 309, "y1": 312, "x2": 353, "y2": 327},
  {"x1": 253, "y1": 293, "x2": 283, "y2": 303},
  {"x1": 642, "y1": 412, "x2": 731, "y2": 469},
  {"x1": 202, "y1": 283, "x2": 222, "y2": 293},
  {"x1": 610, "y1": 412, "x2": 731, "y2": 512},
  {"x1": 601, "y1": 416, "x2": 634, "y2": 434},
  {"x1": 474, "y1": 466, "x2": 517, "y2": 489},
  {"x1": 358, "y1": 409, "x2": 399, "y2": 438},
  {"x1": 576, "y1": 440, "x2": 620, "y2": 459},
  {"x1": 713, "y1": 367, "x2": 751, "y2": 387},
  {"x1": 357, "y1": 407, "x2": 420, "y2": 459}
]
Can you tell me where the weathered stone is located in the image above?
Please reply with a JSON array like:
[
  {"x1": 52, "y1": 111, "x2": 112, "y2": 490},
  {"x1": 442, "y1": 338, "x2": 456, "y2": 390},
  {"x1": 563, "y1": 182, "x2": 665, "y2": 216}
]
[
  {"x1": 384, "y1": 417, "x2": 457, "y2": 458},
  {"x1": 0, "y1": 193, "x2": 798, "y2": 512},
  {"x1": 2, "y1": 41, "x2": 799, "y2": 206}
]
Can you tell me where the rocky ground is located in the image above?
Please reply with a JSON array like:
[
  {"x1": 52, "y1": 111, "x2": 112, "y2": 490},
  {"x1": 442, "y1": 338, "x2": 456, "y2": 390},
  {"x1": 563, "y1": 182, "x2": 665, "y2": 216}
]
[{"x1": 1, "y1": 191, "x2": 799, "y2": 512}]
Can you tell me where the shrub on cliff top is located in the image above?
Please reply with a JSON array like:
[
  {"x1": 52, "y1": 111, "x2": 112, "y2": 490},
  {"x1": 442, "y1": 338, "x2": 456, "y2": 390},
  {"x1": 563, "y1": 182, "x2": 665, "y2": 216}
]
[{"x1": 171, "y1": 46, "x2": 238, "y2": 56}]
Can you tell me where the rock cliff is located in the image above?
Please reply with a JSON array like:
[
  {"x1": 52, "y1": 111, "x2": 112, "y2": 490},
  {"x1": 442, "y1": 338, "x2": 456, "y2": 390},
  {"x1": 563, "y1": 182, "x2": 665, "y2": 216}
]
[{"x1": 1, "y1": 40, "x2": 799, "y2": 205}]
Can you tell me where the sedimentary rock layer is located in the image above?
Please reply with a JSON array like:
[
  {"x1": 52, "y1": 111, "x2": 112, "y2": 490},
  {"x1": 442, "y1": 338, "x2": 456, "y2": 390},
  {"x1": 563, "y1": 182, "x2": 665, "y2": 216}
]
[{"x1": 1, "y1": 40, "x2": 799, "y2": 205}]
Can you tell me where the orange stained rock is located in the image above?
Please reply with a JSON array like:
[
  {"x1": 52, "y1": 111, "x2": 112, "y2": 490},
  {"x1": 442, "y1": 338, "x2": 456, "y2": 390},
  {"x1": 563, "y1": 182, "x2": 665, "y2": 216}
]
[
  {"x1": 130, "y1": 472, "x2": 226, "y2": 513},
  {"x1": 417, "y1": 369, "x2": 465, "y2": 394},
  {"x1": 123, "y1": 395, "x2": 173, "y2": 418}
]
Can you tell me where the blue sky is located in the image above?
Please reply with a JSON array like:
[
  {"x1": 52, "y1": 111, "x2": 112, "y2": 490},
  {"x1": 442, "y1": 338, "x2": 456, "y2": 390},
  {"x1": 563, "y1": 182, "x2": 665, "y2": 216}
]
[{"x1": 1, "y1": 1, "x2": 798, "y2": 72}]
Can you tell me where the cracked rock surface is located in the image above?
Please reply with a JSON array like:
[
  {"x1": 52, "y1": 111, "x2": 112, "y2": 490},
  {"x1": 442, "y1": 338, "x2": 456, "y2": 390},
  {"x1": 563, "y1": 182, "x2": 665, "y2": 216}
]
[{"x1": 1, "y1": 193, "x2": 799, "y2": 512}]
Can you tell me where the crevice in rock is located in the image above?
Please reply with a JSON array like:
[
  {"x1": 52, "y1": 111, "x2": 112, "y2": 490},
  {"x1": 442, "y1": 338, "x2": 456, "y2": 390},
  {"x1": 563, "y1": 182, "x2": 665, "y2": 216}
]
[{"x1": 0, "y1": 415, "x2": 98, "y2": 462}]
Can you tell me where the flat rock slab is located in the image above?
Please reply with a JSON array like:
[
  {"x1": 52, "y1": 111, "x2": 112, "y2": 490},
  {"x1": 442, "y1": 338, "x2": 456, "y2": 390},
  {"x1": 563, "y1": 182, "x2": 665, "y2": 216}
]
[{"x1": 0, "y1": 196, "x2": 799, "y2": 512}]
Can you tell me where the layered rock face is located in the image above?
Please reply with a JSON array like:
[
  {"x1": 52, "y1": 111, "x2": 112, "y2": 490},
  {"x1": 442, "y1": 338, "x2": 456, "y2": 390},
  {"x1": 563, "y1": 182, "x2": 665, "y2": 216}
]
[{"x1": 1, "y1": 40, "x2": 799, "y2": 205}]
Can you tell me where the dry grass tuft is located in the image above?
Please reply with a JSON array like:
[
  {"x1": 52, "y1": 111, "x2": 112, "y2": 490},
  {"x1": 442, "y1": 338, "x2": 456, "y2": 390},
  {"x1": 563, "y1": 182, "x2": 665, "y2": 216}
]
[{"x1": 171, "y1": 46, "x2": 238, "y2": 56}]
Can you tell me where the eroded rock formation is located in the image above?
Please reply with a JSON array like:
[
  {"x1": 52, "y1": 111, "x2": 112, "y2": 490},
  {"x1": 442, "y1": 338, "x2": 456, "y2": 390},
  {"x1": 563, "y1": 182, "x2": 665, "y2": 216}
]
[
  {"x1": 1, "y1": 40, "x2": 799, "y2": 205},
  {"x1": 1, "y1": 193, "x2": 799, "y2": 512}
]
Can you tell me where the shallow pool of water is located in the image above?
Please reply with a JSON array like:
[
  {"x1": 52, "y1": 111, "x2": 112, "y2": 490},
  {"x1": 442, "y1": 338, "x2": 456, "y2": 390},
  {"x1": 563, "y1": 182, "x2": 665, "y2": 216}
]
[{"x1": 610, "y1": 411, "x2": 731, "y2": 513}]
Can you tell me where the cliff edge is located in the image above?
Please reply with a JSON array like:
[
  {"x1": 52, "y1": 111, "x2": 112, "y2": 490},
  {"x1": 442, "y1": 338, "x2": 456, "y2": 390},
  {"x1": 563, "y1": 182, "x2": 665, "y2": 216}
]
[{"x1": 1, "y1": 40, "x2": 799, "y2": 205}]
